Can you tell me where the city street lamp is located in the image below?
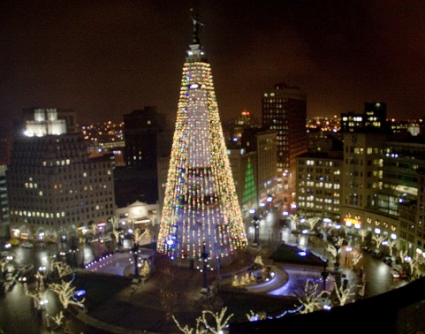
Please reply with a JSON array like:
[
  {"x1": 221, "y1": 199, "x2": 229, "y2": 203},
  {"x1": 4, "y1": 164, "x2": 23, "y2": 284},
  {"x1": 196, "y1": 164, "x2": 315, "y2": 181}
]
[
  {"x1": 197, "y1": 241, "x2": 212, "y2": 294},
  {"x1": 130, "y1": 237, "x2": 141, "y2": 282},
  {"x1": 252, "y1": 216, "x2": 260, "y2": 246},
  {"x1": 69, "y1": 239, "x2": 79, "y2": 268}
]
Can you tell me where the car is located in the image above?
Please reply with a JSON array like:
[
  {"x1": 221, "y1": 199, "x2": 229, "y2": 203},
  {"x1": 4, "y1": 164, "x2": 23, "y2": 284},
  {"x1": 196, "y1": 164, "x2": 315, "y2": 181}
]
[
  {"x1": 371, "y1": 249, "x2": 383, "y2": 258},
  {"x1": 391, "y1": 270, "x2": 400, "y2": 278},
  {"x1": 382, "y1": 256, "x2": 394, "y2": 266},
  {"x1": 1, "y1": 252, "x2": 14, "y2": 261},
  {"x1": 21, "y1": 241, "x2": 34, "y2": 248},
  {"x1": 8, "y1": 239, "x2": 20, "y2": 247},
  {"x1": 391, "y1": 268, "x2": 408, "y2": 279},
  {"x1": 100, "y1": 236, "x2": 112, "y2": 244},
  {"x1": 17, "y1": 272, "x2": 28, "y2": 282},
  {"x1": 17, "y1": 269, "x2": 35, "y2": 283}
]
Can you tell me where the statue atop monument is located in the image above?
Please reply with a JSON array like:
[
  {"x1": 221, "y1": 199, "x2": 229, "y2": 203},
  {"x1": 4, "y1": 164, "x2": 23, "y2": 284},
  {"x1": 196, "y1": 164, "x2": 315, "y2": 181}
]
[{"x1": 190, "y1": 8, "x2": 204, "y2": 44}]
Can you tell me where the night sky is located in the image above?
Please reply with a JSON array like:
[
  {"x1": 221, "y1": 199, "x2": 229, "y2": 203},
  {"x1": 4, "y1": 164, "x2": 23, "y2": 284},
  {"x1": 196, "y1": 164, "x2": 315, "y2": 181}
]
[{"x1": 1, "y1": 0, "x2": 425, "y2": 130}]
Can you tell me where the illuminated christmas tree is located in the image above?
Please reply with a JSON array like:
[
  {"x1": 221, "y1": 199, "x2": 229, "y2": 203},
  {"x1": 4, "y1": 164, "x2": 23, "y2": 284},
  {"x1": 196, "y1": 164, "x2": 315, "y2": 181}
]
[{"x1": 157, "y1": 11, "x2": 247, "y2": 261}]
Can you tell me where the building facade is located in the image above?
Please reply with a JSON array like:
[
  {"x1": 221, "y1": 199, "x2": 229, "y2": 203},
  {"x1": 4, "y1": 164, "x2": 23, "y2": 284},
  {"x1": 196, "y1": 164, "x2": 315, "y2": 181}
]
[
  {"x1": 295, "y1": 151, "x2": 343, "y2": 221},
  {"x1": 6, "y1": 110, "x2": 115, "y2": 242},
  {"x1": 262, "y1": 82, "x2": 307, "y2": 211}
]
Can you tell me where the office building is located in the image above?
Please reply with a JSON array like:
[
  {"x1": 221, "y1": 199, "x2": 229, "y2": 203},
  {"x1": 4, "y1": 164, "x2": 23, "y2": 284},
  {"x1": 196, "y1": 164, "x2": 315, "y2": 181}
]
[
  {"x1": 262, "y1": 82, "x2": 307, "y2": 210},
  {"x1": 6, "y1": 109, "x2": 115, "y2": 241}
]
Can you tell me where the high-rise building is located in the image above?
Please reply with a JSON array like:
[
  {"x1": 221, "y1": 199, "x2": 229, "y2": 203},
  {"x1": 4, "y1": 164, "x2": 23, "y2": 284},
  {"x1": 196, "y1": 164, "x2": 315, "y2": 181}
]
[
  {"x1": 123, "y1": 106, "x2": 166, "y2": 169},
  {"x1": 295, "y1": 151, "x2": 343, "y2": 221},
  {"x1": 21, "y1": 107, "x2": 77, "y2": 134},
  {"x1": 340, "y1": 102, "x2": 389, "y2": 133},
  {"x1": 6, "y1": 109, "x2": 115, "y2": 242},
  {"x1": 241, "y1": 128, "x2": 278, "y2": 208},
  {"x1": 262, "y1": 82, "x2": 307, "y2": 209},
  {"x1": 157, "y1": 13, "x2": 247, "y2": 261},
  {"x1": 0, "y1": 166, "x2": 9, "y2": 239}
]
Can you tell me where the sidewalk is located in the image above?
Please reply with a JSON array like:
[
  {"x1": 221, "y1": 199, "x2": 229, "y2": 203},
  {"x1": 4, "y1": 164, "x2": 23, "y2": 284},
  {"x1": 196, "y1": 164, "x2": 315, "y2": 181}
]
[{"x1": 70, "y1": 249, "x2": 292, "y2": 334}]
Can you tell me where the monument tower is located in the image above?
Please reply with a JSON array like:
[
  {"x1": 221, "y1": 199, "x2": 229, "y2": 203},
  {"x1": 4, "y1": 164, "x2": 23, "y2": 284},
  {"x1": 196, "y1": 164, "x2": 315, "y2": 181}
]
[{"x1": 157, "y1": 10, "x2": 247, "y2": 261}]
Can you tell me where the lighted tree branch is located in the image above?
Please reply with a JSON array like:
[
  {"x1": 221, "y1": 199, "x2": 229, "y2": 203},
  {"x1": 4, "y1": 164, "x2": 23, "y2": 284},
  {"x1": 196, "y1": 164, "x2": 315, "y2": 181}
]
[
  {"x1": 51, "y1": 260, "x2": 73, "y2": 279},
  {"x1": 173, "y1": 307, "x2": 233, "y2": 334},
  {"x1": 351, "y1": 252, "x2": 363, "y2": 267},
  {"x1": 50, "y1": 311, "x2": 65, "y2": 328},
  {"x1": 386, "y1": 239, "x2": 397, "y2": 256},
  {"x1": 358, "y1": 229, "x2": 367, "y2": 243},
  {"x1": 333, "y1": 281, "x2": 355, "y2": 306},
  {"x1": 297, "y1": 279, "x2": 331, "y2": 314},
  {"x1": 49, "y1": 280, "x2": 85, "y2": 309},
  {"x1": 200, "y1": 307, "x2": 234, "y2": 334},
  {"x1": 372, "y1": 234, "x2": 386, "y2": 250}
]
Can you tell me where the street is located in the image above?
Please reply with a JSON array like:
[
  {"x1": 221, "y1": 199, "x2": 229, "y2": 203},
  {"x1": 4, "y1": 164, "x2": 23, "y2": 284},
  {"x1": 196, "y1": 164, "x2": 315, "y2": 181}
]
[{"x1": 0, "y1": 214, "x2": 409, "y2": 334}]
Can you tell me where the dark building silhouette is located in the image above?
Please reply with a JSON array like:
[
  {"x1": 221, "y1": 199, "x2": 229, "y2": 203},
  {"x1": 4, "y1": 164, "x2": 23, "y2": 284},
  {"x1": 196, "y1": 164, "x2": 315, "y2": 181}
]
[
  {"x1": 123, "y1": 106, "x2": 166, "y2": 169},
  {"x1": 341, "y1": 102, "x2": 390, "y2": 133},
  {"x1": 115, "y1": 107, "x2": 168, "y2": 206}
]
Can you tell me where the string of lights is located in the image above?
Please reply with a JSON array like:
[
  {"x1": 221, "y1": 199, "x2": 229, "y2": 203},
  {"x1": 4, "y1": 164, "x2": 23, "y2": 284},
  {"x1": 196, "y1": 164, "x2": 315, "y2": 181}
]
[{"x1": 157, "y1": 42, "x2": 247, "y2": 260}]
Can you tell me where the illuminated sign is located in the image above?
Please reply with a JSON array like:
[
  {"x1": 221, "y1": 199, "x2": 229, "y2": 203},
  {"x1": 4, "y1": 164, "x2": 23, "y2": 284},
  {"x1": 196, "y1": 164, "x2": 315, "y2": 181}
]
[{"x1": 344, "y1": 217, "x2": 361, "y2": 226}]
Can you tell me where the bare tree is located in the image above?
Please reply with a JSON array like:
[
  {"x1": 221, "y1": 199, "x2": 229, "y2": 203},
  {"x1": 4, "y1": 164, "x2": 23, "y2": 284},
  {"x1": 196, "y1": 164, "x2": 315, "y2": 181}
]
[
  {"x1": 0, "y1": 258, "x2": 8, "y2": 276},
  {"x1": 297, "y1": 279, "x2": 331, "y2": 314},
  {"x1": 358, "y1": 229, "x2": 368, "y2": 244},
  {"x1": 49, "y1": 280, "x2": 85, "y2": 310},
  {"x1": 304, "y1": 217, "x2": 321, "y2": 231},
  {"x1": 109, "y1": 216, "x2": 121, "y2": 244},
  {"x1": 399, "y1": 249, "x2": 408, "y2": 263},
  {"x1": 333, "y1": 281, "x2": 356, "y2": 306},
  {"x1": 50, "y1": 259, "x2": 73, "y2": 279},
  {"x1": 351, "y1": 252, "x2": 363, "y2": 268},
  {"x1": 246, "y1": 310, "x2": 266, "y2": 322},
  {"x1": 50, "y1": 311, "x2": 65, "y2": 328},
  {"x1": 25, "y1": 288, "x2": 42, "y2": 310},
  {"x1": 372, "y1": 234, "x2": 386, "y2": 250},
  {"x1": 287, "y1": 214, "x2": 300, "y2": 230},
  {"x1": 173, "y1": 307, "x2": 233, "y2": 334},
  {"x1": 200, "y1": 308, "x2": 234, "y2": 334},
  {"x1": 386, "y1": 239, "x2": 397, "y2": 256}
]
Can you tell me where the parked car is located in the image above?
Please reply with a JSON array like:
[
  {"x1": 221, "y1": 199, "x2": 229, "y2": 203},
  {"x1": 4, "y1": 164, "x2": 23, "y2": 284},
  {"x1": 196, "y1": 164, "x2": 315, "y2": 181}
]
[
  {"x1": 21, "y1": 241, "x2": 33, "y2": 248},
  {"x1": 391, "y1": 268, "x2": 408, "y2": 279},
  {"x1": 382, "y1": 256, "x2": 394, "y2": 266},
  {"x1": 391, "y1": 269, "x2": 400, "y2": 278},
  {"x1": 8, "y1": 239, "x2": 20, "y2": 247},
  {"x1": 371, "y1": 249, "x2": 383, "y2": 258}
]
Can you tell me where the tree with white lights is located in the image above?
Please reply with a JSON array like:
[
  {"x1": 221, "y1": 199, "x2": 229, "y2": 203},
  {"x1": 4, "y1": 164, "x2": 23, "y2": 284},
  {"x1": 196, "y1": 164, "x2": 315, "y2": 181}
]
[
  {"x1": 246, "y1": 310, "x2": 266, "y2": 322},
  {"x1": 304, "y1": 217, "x2": 321, "y2": 231},
  {"x1": 108, "y1": 215, "x2": 121, "y2": 245},
  {"x1": 358, "y1": 229, "x2": 368, "y2": 244},
  {"x1": 351, "y1": 252, "x2": 363, "y2": 269},
  {"x1": 0, "y1": 257, "x2": 9, "y2": 278},
  {"x1": 287, "y1": 214, "x2": 300, "y2": 229},
  {"x1": 49, "y1": 279, "x2": 85, "y2": 310},
  {"x1": 372, "y1": 234, "x2": 386, "y2": 250},
  {"x1": 50, "y1": 258, "x2": 73, "y2": 280},
  {"x1": 402, "y1": 255, "x2": 425, "y2": 282},
  {"x1": 25, "y1": 287, "x2": 43, "y2": 310},
  {"x1": 297, "y1": 279, "x2": 331, "y2": 313},
  {"x1": 333, "y1": 281, "x2": 356, "y2": 306},
  {"x1": 173, "y1": 307, "x2": 233, "y2": 334},
  {"x1": 50, "y1": 311, "x2": 65, "y2": 329},
  {"x1": 385, "y1": 238, "x2": 397, "y2": 256},
  {"x1": 327, "y1": 237, "x2": 344, "y2": 268}
]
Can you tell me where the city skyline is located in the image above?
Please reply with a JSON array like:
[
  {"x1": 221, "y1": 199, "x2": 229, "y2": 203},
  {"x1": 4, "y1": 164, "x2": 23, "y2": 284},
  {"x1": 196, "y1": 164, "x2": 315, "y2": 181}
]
[{"x1": 1, "y1": 0, "x2": 425, "y2": 130}]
